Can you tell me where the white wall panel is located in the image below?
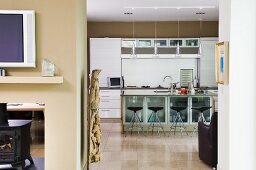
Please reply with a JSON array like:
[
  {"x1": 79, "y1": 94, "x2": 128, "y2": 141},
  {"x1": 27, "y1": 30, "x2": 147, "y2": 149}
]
[
  {"x1": 90, "y1": 38, "x2": 121, "y2": 87},
  {"x1": 200, "y1": 38, "x2": 218, "y2": 87}
]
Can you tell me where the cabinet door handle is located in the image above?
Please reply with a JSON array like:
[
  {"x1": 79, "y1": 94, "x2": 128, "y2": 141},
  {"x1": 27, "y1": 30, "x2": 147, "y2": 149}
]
[
  {"x1": 101, "y1": 109, "x2": 110, "y2": 111},
  {"x1": 101, "y1": 100, "x2": 110, "y2": 102},
  {"x1": 101, "y1": 96, "x2": 110, "y2": 97}
]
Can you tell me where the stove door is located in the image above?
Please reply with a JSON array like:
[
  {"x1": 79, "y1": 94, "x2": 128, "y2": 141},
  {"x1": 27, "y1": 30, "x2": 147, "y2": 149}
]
[{"x1": 0, "y1": 130, "x2": 15, "y2": 163}]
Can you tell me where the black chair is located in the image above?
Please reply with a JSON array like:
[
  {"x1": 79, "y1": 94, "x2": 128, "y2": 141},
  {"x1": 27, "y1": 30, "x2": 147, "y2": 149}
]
[{"x1": 198, "y1": 112, "x2": 218, "y2": 168}]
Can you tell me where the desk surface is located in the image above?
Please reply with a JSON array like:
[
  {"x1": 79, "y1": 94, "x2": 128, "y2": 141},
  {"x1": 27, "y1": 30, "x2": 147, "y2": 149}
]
[{"x1": 7, "y1": 103, "x2": 45, "y2": 111}]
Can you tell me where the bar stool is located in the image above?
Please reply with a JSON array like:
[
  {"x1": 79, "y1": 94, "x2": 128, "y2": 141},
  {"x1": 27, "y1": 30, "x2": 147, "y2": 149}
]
[
  {"x1": 191, "y1": 106, "x2": 212, "y2": 135},
  {"x1": 170, "y1": 106, "x2": 189, "y2": 136},
  {"x1": 147, "y1": 107, "x2": 165, "y2": 135},
  {"x1": 126, "y1": 106, "x2": 143, "y2": 136}
]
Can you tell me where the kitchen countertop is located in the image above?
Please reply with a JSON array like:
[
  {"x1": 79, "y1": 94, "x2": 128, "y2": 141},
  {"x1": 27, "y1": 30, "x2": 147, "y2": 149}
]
[
  {"x1": 100, "y1": 87, "x2": 122, "y2": 90},
  {"x1": 100, "y1": 87, "x2": 218, "y2": 90},
  {"x1": 99, "y1": 87, "x2": 218, "y2": 96},
  {"x1": 121, "y1": 89, "x2": 218, "y2": 96}
]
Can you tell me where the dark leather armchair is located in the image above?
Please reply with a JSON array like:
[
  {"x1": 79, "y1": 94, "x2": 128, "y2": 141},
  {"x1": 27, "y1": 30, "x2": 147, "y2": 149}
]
[{"x1": 198, "y1": 112, "x2": 218, "y2": 167}]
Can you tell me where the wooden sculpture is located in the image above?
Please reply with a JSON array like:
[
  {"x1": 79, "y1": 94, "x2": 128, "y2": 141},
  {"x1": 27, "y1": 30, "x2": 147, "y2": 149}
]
[{"x1": 88, "y1": 69, "x2": 102, "y2": 163}]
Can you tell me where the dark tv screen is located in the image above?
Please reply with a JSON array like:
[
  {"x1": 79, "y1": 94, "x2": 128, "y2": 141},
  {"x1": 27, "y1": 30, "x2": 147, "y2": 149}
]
[{"x1": 0, "y1": 14, "x2": 24, "y2": 62}]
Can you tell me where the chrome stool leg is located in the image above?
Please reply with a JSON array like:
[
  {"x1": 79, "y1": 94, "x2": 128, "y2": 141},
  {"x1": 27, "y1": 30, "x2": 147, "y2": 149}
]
[
  {"x1": 148, "y1": 110, "x2": 165, "y2": 135},
  {"x1": 156, "y1": 113, "x2": 165, "y2": 134},
  {"x1": 134, "y1": 111, "x2": 144, "y2": 134},
  {"x1": 127, "y1": 111, "x2": 143, "y2": 136},
  {"x1": 129, "y1": 113, "x2": 135, "y2": 135},
  {"x1": 147, "y1": 111, "x2": 154, "y2": 135},
  {"x1": 176, "y1": 113, "x2": 189, "y2": 136},
  {"x1": 192, "y1": 112, "x2": 206, "y2": 136},
  {"x1": 170, "y1": 112, "x2": 188, "y2": 136},
  {"x1": 170, "y1": 113, "x2": 178, "y2": 136}
]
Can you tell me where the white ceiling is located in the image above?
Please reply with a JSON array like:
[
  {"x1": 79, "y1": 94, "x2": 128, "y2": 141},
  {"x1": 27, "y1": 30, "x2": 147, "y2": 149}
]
[{"x1": 87, "y1": 0, "x2": 219, "y2": 22}]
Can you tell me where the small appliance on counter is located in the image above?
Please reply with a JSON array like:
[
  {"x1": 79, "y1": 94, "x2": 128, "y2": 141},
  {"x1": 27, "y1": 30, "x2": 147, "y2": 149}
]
[
  {"x1": 107, "y1": 77, "x2": 122, "y2": 88},
  {"x1": 177, "y1": 88, "x2": 188, "y2": 95}
]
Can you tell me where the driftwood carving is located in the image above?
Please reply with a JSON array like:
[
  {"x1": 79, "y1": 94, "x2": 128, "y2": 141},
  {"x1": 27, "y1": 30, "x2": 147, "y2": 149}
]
[{"x1": 88, "y1": 69, "x2": 102, "y2": 163}]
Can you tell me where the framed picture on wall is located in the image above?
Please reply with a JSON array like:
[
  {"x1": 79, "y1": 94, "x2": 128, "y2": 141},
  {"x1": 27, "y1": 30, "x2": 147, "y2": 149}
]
[{"x1": 215, "y1": 41, "x2": 229, "y2": 84}]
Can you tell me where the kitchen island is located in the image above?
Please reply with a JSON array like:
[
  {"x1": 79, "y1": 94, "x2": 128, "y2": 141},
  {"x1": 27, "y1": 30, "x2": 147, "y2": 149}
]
[{"x1": 121, "y1": 89, "x2": 217, "y2": 132}]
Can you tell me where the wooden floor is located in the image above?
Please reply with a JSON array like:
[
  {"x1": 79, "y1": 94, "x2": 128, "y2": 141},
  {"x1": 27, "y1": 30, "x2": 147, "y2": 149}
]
[
  {"x1": 89, "y1": 120, "x2": 212, "y2": 170},
  {"x1": 31, "y1": 119, "x2": 45, "y2": 158},
  {"x1": 31, "y1": 143, "x2": 44, "y2": 158}
]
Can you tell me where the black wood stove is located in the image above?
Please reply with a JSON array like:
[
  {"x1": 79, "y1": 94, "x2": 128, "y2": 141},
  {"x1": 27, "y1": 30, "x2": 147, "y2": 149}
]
[{"x1": 0, "y1": 103, "x2": 34, "y2": 170}]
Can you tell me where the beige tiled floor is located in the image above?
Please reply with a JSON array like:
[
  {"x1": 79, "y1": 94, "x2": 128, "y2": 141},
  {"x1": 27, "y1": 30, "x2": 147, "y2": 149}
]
[{"x1": 89, "y1": 121, "x2": 212, "y2": 170}]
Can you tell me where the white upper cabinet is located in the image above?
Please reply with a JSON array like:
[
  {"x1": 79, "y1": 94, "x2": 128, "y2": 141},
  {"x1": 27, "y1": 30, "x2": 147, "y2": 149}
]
[{"x1": 90, "y1": 38, "x2": 122, "y2": 87}]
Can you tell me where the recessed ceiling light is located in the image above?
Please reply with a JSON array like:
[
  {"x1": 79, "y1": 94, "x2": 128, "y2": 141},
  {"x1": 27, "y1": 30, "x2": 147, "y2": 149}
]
[
  {"x1": 124, "y1": 12, "x2": 133, "y2": 15},
  {"x1": 196, "y1": 12, "x2": 206, "y2": 15}
]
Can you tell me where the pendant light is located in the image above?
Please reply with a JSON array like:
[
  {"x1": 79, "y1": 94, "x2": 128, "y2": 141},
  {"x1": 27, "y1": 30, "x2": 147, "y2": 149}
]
[
  {"x1": 153, "y1": 8, "x2": 159, "y2": 58},
  {"x1": 176, "y1": 8, "x2": 181, "y2": 57},
  {"x1": 131, "y1": 9, "x2": 137, "y2": 58},
  {"x1": 198, "y1": 12, "x2": 203, "y2": 57}
]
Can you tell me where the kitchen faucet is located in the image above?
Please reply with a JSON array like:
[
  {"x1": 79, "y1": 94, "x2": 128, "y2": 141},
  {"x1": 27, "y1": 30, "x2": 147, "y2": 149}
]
[{"x1": 163, "y1": 75, "x2": 173, "y2": 92}]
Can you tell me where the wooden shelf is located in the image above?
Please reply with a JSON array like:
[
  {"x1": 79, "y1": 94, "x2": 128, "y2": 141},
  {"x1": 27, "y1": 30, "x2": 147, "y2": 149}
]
[{"x1": 0, "y1": 76, "x2": 63, "y2": 84}]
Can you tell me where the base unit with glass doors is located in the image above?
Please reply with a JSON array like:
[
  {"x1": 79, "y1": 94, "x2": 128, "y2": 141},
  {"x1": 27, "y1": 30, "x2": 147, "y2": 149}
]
[
  {"x1": 169, "y1": 96, "x2": 189, "y2": 124},
  {"x1": 123, "y1": 96, "x2": 168, "y2": 131},
  {"x1": 191, "y1": 96, "x2": 212, "y2": 123},
  {"x1": 122, "y1": 94, "x2": 215, "y2": 132}
]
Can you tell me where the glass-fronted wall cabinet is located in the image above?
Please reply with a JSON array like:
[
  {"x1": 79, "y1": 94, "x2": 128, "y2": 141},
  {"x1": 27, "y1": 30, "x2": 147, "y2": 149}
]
[
  {"x1": 122, "y1": 39, "x2": 136, "y2": 47},
  {"x1": 121, "y1": 38, "x2": 200, "y2": 48},
  {"x1": 169, "y1": 97, "x2": 189, "y2": 123},
  {"x1": 146, "y1": 96, "x2": 166, "y2": 123},
  {"x1": 154, "y1": 39, "x2": 168, "y2": 47},
  {"x1": 137, "y1": 39, "x2": 153, "y2": 47},
  {"x1": 191, "y1": 96, "x2": 212, "y2": 123},
  {"x1": 124, "y1": 96, "x2": 144, "y2": 123},
  {"x1": 169, "y1": 39, "x2": 182, "y2": 47},
  {"x1": 185, "y1": 39, "x2": 199, "y2": 47}
]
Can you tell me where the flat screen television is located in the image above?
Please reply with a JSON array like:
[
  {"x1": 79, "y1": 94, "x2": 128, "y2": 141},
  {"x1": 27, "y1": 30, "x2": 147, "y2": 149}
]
[{"x1": 0, "y1": 10, "x2": 35, "y2": 68}]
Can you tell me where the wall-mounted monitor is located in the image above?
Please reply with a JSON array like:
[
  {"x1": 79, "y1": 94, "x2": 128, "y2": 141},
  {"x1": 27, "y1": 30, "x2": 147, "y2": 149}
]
[{"x1": 0, "y1": 10, "x2": 35, "y2": 68}]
